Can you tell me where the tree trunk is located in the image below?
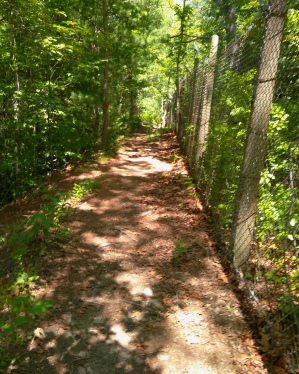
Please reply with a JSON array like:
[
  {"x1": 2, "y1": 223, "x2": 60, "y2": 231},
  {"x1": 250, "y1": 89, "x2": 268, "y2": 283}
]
[
  {"x1": 102, "y1": 0, "x2": 109, "y2": 150},
  {"x1": 12, "y1": 25, "x2": 21, "y2": 177},
  {"x1": 175, "y1": 0, "x2": 186, "y2": 136},
  {"x1": 230, "y1": 0, "x2": 288, "y2": 269},
  {"x1": 223, "y1": 1, "x2": 237, "y2": 43}
]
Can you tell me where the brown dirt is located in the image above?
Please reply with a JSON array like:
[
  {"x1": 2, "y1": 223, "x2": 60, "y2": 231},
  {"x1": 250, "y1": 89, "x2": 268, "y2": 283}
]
[{"x1": 1, "y1": 132, "x2": 269, "y2": 373}]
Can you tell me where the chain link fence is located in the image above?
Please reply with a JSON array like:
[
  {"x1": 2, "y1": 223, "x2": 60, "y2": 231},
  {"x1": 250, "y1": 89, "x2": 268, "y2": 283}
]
[{"x1": 169, "y1": 1, "x2": 299, "y2": 371}]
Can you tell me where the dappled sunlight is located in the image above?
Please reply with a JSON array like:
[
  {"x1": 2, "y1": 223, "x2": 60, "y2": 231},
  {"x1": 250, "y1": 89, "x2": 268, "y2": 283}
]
[
  {"x1": 109, "y1": 324, "x2": 137, "y2": 348},
  {"x1": 77, "y1": 201, "x2": 94, "y2": 211},
  {"x1": 2, "y1": 134, "x2": 266, "y2": 373},
  {"x1": 123, "y1": 155, "x2": 173, "y2": 173},
  {"x1": 115, "y1": 272, "x2": 155, "y2": 297}
]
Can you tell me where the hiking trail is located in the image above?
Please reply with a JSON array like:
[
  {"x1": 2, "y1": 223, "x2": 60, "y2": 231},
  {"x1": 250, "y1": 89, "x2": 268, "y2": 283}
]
[{"x1": 2, "y1": 133, "x2": 267, "y2": 374}]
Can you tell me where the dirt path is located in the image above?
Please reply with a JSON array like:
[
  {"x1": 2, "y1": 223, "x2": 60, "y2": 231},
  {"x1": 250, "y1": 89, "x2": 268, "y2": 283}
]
[{"x1": 6, "y1": 133, "x2": 267, "y2": 373}]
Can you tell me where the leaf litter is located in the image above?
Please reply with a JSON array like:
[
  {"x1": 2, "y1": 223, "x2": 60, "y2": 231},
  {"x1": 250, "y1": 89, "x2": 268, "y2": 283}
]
[{"x1": 0, "y1": 132, "x2": 274, "y2": 373}]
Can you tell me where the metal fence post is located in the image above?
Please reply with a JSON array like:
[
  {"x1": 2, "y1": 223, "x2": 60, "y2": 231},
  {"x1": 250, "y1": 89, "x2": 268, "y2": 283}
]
[{"x1": 230, "y1": 0, "x2": 288, "y2": 269}]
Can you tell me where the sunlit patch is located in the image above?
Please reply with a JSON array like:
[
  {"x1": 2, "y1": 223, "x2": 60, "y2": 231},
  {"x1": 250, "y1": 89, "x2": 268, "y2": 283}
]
[
  {"x1": 115, "y1": 272, "x2": 152, "y2": 296},
  {"x1": 77, "y1": 201, "x2": 93, "y2": 211},
  {"x1": 143, "y1": 287, "x2": 153, "y2": 297},
  {"x1": 129, "y1": 309, "x2": 144, "y2": 321},
  {"x1": 80, "y1": 231, "x2": 103, "y2": 246},
  {"x1": 125, "y1": 155, "x2": 173, "y2": 172},
  {"x1": 187, "y1": 367, "x2": 214, "y2": 374},
  {"x1": 45, "y1": 339, "x2": 57, "y2": 349},
  {"x1": 109, "y1": 324, "x2": 136, "y2": 348},
  {"x1": 68, "y1": 220, "x2": 85, "y2": 229}
]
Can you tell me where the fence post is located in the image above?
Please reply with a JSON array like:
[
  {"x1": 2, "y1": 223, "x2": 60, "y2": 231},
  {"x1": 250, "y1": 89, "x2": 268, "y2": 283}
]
[
  {"x1": 195, "y1": 34, "x2": 219, "y2": 163},
  {"x1": 230, "y1": 0, "x2": 288, "y2": 269},
  {"x1": 186, "y1": 58, "x2": 199, "y2": 161},
  {"x1": 180, "y1": 73, "x2": 190, "y2": 146}
]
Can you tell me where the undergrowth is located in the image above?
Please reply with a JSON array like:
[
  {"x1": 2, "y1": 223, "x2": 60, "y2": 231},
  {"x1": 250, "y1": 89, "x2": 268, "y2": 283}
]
[
  {"x1": 0, "y1": 178, "x2": 100, "y2": 370},
  {"x1": 172, "y1": 239, "x2": 188, "y2": 263}
]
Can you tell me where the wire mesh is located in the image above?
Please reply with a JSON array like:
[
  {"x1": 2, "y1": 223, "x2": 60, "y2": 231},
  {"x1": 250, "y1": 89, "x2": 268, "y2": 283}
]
[{"x1": 174, "y1": 2, "x2": 299, "y2": 372}]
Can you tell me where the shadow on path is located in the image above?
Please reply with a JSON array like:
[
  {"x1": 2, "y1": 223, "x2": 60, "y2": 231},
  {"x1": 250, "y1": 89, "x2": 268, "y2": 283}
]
[{"x1": 4, "y1": 133, "x2": 267, "y2": 374}]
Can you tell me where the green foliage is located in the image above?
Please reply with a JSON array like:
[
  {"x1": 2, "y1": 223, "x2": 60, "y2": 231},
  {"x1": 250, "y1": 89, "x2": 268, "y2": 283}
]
[
  {"x1": 120, "y1": 116, "x2": 143, "y2": 134},
  {"x1": 0, "y1": 0, "x2": 169, "y2": 206},
  {"x1": 183, "y1": 176, "x2": 194, "y2": 188},
  {"x1": 171, "y1": 153, "x2": 180, "y2": 162},
  {"x1": 169, "y1": 0, "x2": 299, "y2": 363},
  {"x1": 1, "y1": 296, "x2": 53, "y2": 334},
  {"x1": 172, "y1": 239, "x2": 187, "y2": 263},
  {"x1": 255, "y1": 99, "x2": 299, "y2": 301},
  {"x1": 227, "y1": 305, "x2": 235, "y2": 313},
  {"x1": 201, "y1": 68, "x2": 256, "y2": 230},
  {"x1": 278, "y1": 295, "x2": 299, "y2": 318},
  {"x1": 0, "y1": 177, "x2": 98, "y2": 366}
]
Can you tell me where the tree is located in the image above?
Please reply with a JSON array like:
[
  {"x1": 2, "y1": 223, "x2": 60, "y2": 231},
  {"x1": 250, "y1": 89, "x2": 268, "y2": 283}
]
[
  {"x1": 0, "y1": 0, "x2": 169, "y2": 204},
  {"x1": 102, "y1": 0, "x2": 109, "y2": 150}
]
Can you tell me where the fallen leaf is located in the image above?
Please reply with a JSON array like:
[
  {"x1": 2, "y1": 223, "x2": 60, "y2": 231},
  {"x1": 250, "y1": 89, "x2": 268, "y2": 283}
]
[
  {"x1": 275, "y1": 358, "x2": 288, "y2": 369},
  {"x1": 244, "y1": 338, "x2": 254, "y2": 347},
  {"x1": 132, "y1": 311, "x2": 142, "y2": 318},
  {"x1": 259, "y1": 331, "x2": 270, "y2": 352},
  {"x1": 57, "y1": 324, "x2": 70, "y2": 333},
  {"x1": 239, "y1": 331, "x2": 253, "y2": 340},
  {"x1": 217, "y1": 272, "x2": 229, "y2": 283},
  {"x1": 238, "y1": 353, "x2": 250, "y2": 361},
  {"x1": 274, "y1": 367, "x2": 288, "y2": 374},
  {"x1": 189, "y1": 293, "x2": 201, "y2": 300},
  {"x1": 162, "y1": 297, "x2": 172, "y2": 305},
  {"x1": 134, "y1": 343, "x2": 148, "y2": 351}
]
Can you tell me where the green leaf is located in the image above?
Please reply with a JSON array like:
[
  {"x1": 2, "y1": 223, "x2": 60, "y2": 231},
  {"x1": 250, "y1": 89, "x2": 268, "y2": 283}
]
[
  {"x1": 265, "y1": 271, "x2": 274, "y2": 280},
  {"x1": 16, "y1": 273, "x2": 28, "y2": 284},
  {"x1": 2, "y1": 324, "x2": 15, "y2": 333},
  {"x1": 14, "y1": 317, "x2": 32, "y2": 325},
  {"x1": 29, "y1": 299, "x2": 53, "y2": 315},
  {"x1": 12, "y1": 296, "x2": 32, "y2": 313}
]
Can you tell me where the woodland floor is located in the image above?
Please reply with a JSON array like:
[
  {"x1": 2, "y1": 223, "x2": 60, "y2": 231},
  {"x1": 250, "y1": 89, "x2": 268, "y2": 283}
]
[{"x1": 0, "y1": 132, "x2": 272, "y2": 373}]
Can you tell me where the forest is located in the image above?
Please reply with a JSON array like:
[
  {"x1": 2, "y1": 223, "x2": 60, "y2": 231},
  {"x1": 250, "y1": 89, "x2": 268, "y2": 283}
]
[
  {"x1": 0, "y1": 0, "x2": 169, "y2": 205},
  {"x1": 1, "y1": 0, "x2": 299, "y2": 372}
]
